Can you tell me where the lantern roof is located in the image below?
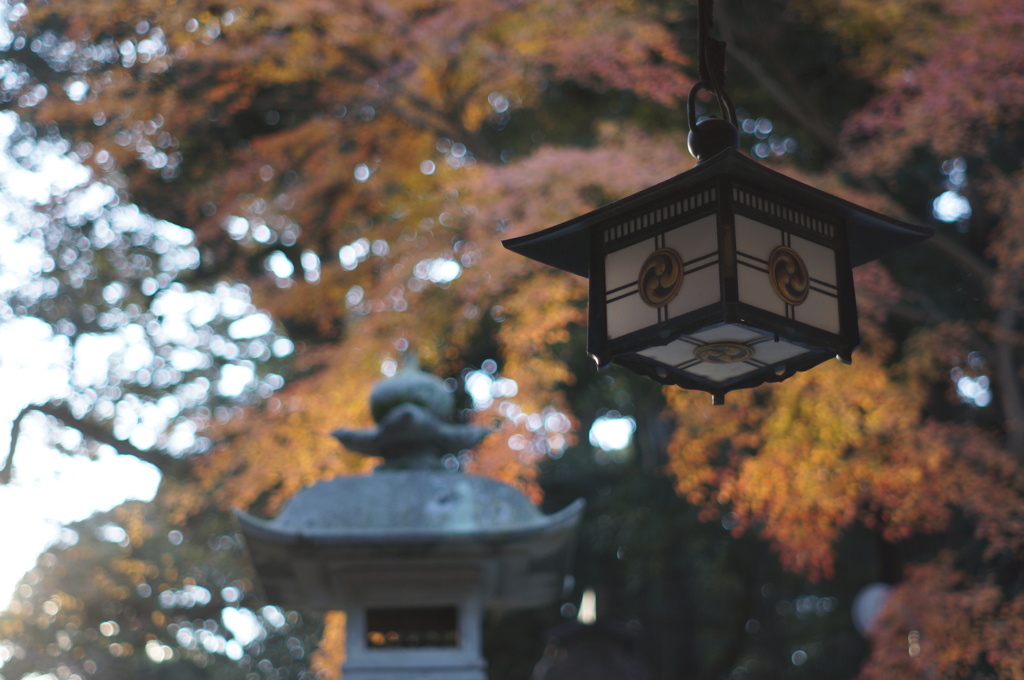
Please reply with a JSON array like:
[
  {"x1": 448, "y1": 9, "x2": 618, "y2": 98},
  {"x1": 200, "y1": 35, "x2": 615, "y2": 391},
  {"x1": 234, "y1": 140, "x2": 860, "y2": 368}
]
[
  {"x1": 237, "y1": 471, "x2": 584, "y2": 544},
  {"x1": 236, "y1": 471, "x2": 585, "y2": 610},
  {"x1": 237, "y1": 358, "x2": 585, "y2": 612},
  {"x1": 502, "y1": 149, "x2": 933, "y2": 277}
]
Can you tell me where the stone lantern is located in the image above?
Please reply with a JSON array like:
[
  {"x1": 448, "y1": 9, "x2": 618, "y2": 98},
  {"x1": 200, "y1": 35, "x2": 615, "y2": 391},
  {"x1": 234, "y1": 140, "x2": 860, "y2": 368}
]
[{"x1": 236, "y1": 362, "x2": 585, "y2": 680}]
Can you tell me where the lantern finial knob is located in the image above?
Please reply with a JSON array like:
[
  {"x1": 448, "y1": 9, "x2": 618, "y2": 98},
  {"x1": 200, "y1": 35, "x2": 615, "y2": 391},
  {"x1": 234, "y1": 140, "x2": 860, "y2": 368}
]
[{"x1": 332, "y1": 355, "x2": 492, "y2": 470}]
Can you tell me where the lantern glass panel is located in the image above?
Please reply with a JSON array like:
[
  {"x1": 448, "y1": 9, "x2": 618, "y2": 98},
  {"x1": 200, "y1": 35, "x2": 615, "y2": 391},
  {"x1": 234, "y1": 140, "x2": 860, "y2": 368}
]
[
  {"x1": 734, "y1": 214, "x2": 841, "y2": 334},
  {"x1": 605, "y1": 213, "x2": 720, "y2": 340},
  {"x1": 665, "y1": 214, "x2": 721, "y2": 318},
  {"x1": 638, "y1": 324, "x2": 812, "y2": 384},
  {"x1": 606, "y1": 238, "x2": 660, "y2": 339}
]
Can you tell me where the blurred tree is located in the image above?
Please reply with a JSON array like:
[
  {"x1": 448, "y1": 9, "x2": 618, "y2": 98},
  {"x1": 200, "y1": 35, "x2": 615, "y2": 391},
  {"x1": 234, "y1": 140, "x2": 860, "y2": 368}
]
[
  {"x1": 0, "y1": 499, "x2": 330, "y2": 679},
  {"x1": 2, "y1": 0, "x2": 1024, "y2": 679}
]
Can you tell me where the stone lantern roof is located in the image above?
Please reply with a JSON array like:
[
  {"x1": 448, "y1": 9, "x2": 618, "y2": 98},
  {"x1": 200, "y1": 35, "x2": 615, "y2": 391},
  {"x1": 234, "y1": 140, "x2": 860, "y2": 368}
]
[
  {"x1": 235, "y1": 359, "x2": 585, "y2": 680},
  {"x1": 237, "y1": 470, "x2": 584, "y2": 610}
]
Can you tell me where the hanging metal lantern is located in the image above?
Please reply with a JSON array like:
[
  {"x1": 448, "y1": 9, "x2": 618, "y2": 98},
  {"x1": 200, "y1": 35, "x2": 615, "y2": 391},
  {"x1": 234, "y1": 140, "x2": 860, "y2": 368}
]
[{"x1": 502, "y1": 0, "x2": 933, "y2": 404}]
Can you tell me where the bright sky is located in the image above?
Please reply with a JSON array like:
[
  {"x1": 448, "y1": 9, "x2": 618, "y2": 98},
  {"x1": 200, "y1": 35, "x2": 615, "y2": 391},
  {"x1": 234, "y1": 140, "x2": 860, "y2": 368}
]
[
  {"x1": 0, "y1": 415, "x2": 161, "y2": 610},
  {"x1": 0, "y1": 113, "x2": 163, "y2": 610}
]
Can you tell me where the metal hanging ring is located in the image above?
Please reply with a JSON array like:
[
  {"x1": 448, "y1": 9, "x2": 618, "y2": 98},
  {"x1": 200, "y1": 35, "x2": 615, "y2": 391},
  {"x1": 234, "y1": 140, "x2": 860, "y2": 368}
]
[{"x1": 687, "y1": 80, "x2": 737, "y2": 130}]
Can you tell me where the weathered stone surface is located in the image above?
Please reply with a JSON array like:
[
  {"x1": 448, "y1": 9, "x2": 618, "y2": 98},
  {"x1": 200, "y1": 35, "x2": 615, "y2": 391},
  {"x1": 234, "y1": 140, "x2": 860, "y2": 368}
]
[
  {"x1": 269, "y1": 471, "x2": 547, "y2": 534},
  {"x1": 236, "y1": 472, "x2": 585, "y2": 608},
  {"x1": 331, "y1": 404, "x2": 491, "y2": 468},
  {"x1": 369, "y1": 360, "x2": 455, "y2": 423}
]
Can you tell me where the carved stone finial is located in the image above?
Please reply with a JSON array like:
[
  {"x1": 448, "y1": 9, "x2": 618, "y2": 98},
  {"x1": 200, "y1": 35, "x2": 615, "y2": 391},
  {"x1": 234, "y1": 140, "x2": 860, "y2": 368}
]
[
  {"x1": 368, "y1": 355, "x2": 455, "y2": 423},
  {"x1": 332, "y1": 357, "x2": 491, "y2": 470}
]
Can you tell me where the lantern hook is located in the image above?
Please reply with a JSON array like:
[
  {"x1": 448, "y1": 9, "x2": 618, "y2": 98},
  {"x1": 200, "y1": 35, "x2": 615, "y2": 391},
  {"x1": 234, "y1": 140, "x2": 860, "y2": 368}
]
[{"x1": 687, "y1": 0, "x2": 739, "y2": 161}]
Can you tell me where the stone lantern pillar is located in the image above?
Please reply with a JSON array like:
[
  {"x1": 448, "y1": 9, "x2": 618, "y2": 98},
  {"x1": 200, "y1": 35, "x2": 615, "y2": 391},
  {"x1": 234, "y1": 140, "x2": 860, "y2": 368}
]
[{"x1": 236, "y1": 363, "x2": 585, "y2": 680}]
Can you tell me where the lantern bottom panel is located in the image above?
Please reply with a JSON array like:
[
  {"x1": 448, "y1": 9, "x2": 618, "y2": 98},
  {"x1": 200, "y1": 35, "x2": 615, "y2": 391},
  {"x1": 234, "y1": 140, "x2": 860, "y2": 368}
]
[{"x1": 637, "y1": 323, "x2": 813, "y2": 385}]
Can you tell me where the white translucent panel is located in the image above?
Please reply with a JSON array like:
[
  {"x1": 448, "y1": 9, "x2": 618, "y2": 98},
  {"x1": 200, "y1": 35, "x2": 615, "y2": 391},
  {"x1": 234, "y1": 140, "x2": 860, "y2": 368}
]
[
  {"x1": 667, "y1": 262, "x2": 719, "y2": 318},
  {"x1": 605, "y1": 216, "x2": 722, "y2": 338},
  {"x1": 605, "y1": 238, "x2": 654, "y2": 292},
  {"x1": 605, "y1": 238, "x2": 651, "y2": 339},
  {"x1": 738, "y1": 263, "x2": 787, "y2": 316},
  {"x1": 682, "y1": 340, "x2": 811, "y2": 384},
  {"x1": 735, "y1": 215, "x2": 787, "y2": 314},
  {"x1": 665, "y1": 214, "x2": 720, "y2": 316},
  {"x1": 637, "y1": 339, "x2": 694, "y2": 366},
  {"x1": 794, "y1": 289, "x2": 840, "y2": 334},
  {"x1": 791, "y1": 235, "x2": 836, "y2": 286},
  {"x1": 735, "y1": 214, "x2": 782, "y2": 261},
  {"x1": 750, "y1": 338, "x2": 809, "y2": 364},
  {"x1": 684, "y1": 358, "x2": 761, "y2": 383},
  {"x1": 735, "y1": 216, "x2": 843, "y2": 330},
  {"x1": 607, "y1": 295, "x2": 659, "y2": 339},
  {"x1": 664, "y1": 214, "x2": 718, "y2": 260},
  {"x1": 638, "y1": 325, "x2": 813, "y2": 385},
  {"x1": 690, "y1": 324, "x2": 764, "y2": 343}
]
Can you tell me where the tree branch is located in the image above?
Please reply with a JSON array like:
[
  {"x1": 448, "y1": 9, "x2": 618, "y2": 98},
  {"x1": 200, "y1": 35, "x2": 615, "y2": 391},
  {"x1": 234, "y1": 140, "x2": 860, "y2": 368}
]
[
  {"x1": 926, "y1": 233, "x2": 993, "y2": 281},
  {"x1": 1, "y1": 407, "x2": 30, "y2": 485},
  {"x1": 921, "y1": 236, "x2": 1024, "y2": 456},
  {"x1": 996, "y1": 305, "x2": 1024, "y2": 456},
  {"x1": 2, "y1": 401, "x2": 190, "y2": 485},
  {"x1": 715, "y1": 15, "x2": 840, "y2": 155}
]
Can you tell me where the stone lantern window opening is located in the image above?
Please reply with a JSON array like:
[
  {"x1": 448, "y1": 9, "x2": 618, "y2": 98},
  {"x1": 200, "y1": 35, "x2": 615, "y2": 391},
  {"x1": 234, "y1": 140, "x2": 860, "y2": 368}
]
[{"x1": 366, "y1": 606, "x2": 460, "y2": 648}]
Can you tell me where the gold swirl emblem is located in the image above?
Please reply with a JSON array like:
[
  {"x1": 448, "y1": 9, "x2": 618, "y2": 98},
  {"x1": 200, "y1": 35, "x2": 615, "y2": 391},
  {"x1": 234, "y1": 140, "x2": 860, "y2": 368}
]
[
  {"x1": 638, "y1": 248, "x2": 684, "y2": 308},
  {"x1": 694, "y1": 342, "x2": 753, "y2": 364},
  {"x1": 768, "y1": 246, "x2": 809, "y2": 305}
]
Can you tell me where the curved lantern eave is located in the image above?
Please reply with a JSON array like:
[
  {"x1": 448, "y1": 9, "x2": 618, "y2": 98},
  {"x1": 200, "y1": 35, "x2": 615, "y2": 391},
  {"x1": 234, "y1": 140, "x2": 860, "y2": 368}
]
[{"x1": 501, "y1": 149, "x2": 933, "y2": 275}]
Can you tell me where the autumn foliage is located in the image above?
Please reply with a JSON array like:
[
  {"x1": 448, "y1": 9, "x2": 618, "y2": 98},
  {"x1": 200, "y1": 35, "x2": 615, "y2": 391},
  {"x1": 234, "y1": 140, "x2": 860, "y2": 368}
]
[{"x1": 2, "y1": 0, "x2": 1024, "y2": 678}]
